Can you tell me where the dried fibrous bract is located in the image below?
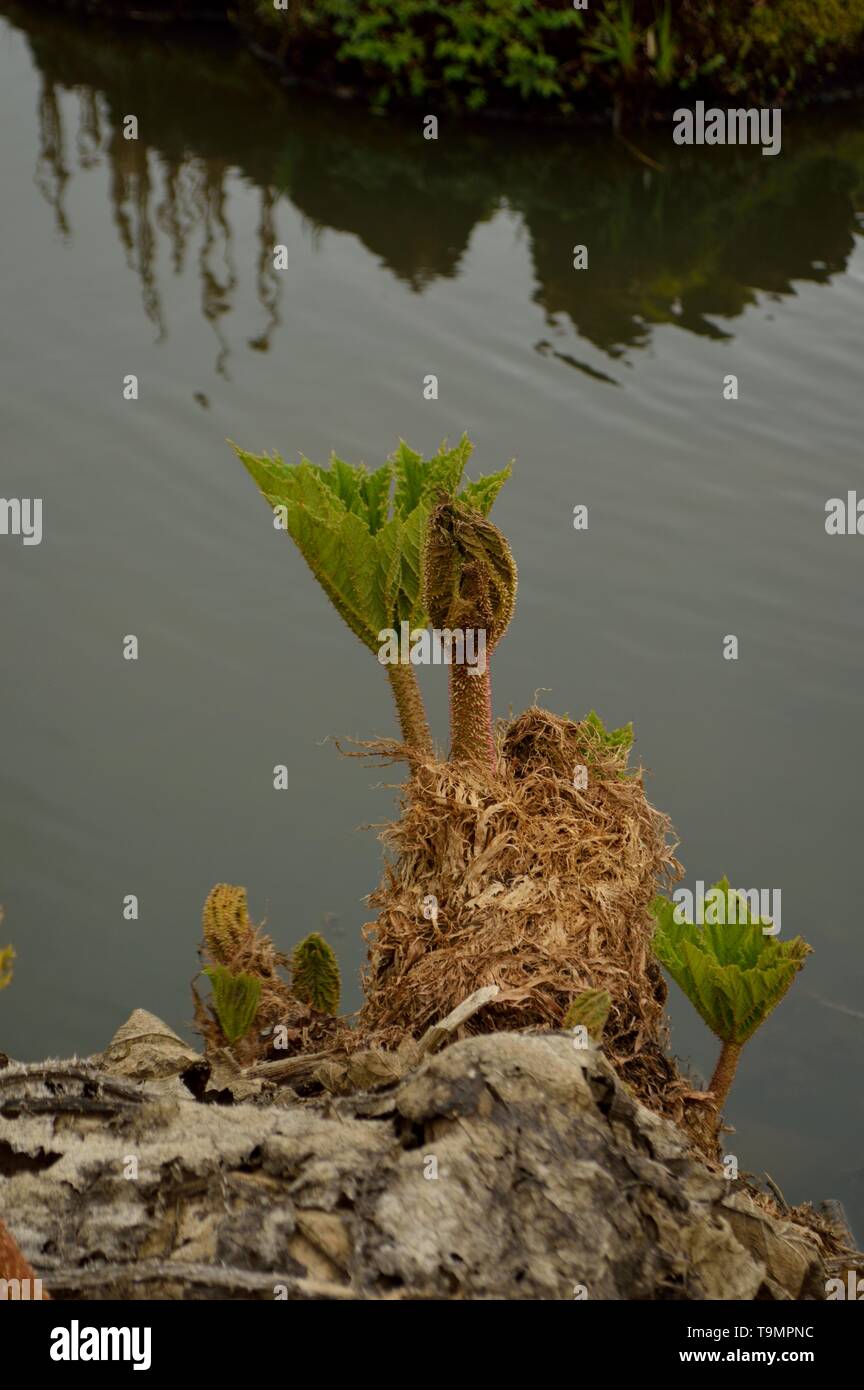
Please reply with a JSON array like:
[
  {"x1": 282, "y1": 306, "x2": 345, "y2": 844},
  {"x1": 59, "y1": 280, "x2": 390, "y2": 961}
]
[{"x1": 358, "y1": 707, "x2": 704, "y2": 1133}]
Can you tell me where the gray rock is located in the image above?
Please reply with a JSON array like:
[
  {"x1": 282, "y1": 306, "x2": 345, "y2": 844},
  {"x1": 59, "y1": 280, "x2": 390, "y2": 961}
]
[{"x1": 0, "y1": 1030, "x2": 830, "y2": 1300}]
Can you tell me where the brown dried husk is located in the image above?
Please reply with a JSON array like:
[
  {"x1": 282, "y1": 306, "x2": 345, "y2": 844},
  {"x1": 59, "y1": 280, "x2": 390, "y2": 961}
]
[{"x1": 357, "y1": 706, "x2": 716, "y2": 1139}]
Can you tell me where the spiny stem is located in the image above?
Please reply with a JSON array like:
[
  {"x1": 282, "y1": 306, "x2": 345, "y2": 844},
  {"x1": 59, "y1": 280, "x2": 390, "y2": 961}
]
[
  {"x1": 709, "y1": 1040, "x2": 743, "y2": 1111},
  {"x1": 449, "y1": 664, "x2": 496, "y2": 773},
  {"x1": 387, "y1": 664, "x2": 433, "y2": 757}
]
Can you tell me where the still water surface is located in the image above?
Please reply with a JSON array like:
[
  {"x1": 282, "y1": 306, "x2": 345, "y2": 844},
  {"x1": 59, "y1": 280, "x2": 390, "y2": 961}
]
[{"x1": 0, "y1": 7, "x2": 862, "y2": 1230}]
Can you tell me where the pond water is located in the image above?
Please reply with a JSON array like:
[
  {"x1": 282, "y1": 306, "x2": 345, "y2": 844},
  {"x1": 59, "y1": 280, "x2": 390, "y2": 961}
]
[{"x1": 0, "y1": 6, "x2": 862, "y2": 1233}]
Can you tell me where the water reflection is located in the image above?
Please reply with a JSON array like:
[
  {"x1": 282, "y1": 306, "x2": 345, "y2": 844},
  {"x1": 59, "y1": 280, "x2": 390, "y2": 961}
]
[{"x1": 9, "y1": 3, "x2": 864, "y2": 376}]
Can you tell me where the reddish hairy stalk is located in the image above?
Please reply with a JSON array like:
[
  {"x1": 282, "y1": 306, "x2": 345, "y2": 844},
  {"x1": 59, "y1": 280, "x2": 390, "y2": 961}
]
[
  {"x1": 450, "y1": 663, "x2": 496, "y2": 772},
  {"x1": 708, "y1": 1040, "x2": 743, "y2": 1111},
  {"x1": 423, "y1": 496, "x2": 516, "y2": 774}
]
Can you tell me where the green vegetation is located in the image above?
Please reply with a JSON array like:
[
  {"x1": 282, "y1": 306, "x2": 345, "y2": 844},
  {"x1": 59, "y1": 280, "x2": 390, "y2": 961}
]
[
  {"x1": 0, "y1": 907, "x2": 12, "y2": 993},
  {"x1": 234, "y1": 436, "x2": 511, "y2": 755},
  {"x1": 203, "y1": 963, "x2": 262, "y2": 1044},
  {"x1": 35, "y1": 0, "x2": 864, "y2": 118},
  {"x1": 237, "y1": 0, "x2": 864, "y2": 117},
  {"x1": 0, "y1": 945, "x2": 12, "y2": 992},
  {"x1": 563, "y1": 988, "x2": 612, "y2": 1039},
  {"x1": 291, "y1": 932, "x2": 341, "y2": 1014},
  {"x1": 583, "y1": 709, "x2": 634, "y2": 771},
  {"x1": 652, "y1": 877, "x2": 811, "y2": 1109}
]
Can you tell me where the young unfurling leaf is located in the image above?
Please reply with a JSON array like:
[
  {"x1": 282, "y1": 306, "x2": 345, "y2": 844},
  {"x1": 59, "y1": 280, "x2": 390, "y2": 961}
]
[
  {"x1": 291, "y1": 932, "x2": 341, "y2": 1015},
  {"x1": 652, "y1": 878, "x2": 811, "y2": 1109},
  {"x1": 203, "y1": 964, "x2": 262, "y2": 1045}
]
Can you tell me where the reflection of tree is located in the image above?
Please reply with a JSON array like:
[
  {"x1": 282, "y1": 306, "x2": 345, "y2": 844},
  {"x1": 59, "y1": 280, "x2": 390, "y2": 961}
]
[
  {"x1": 35, "y1": 74, "x2": 69, "y2": 239},
  {"x1": 526, "y1": 147, "x2": 862, "y2": 357},
  {"x1": 106, "y1": 126, "x2": 165, "y2": 337},
  {"x1": 156, "y1": 158, "x2": 195, "y2": 277},
  {"x1": 274, "y1": 134, "x2": 499, "y2": 291},
  {"x1": 76, "y1": 88, "x2": 101, "y2": 170},
  {"x1": 12, "y1": 0, "x2": 864, "y2": 375},
  {"x1": 248, "y1": 186, "x2": 281, "y2": 354},
  {"x1": 197, "y1": 158, "x2": 236, "y2": 377}
]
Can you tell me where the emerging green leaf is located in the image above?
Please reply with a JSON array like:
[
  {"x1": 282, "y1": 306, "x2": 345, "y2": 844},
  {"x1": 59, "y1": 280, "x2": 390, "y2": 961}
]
[
  {"x1": 232, "y1": 436, "x2": 512, "y2": 654},
  {"x1": 563, "y1": 988, "x2": 611, "y2": 1039},
  {"x1": 584, "y1": 709, "x2": 634, "y2": 753},
  {"x1": 291, "y1": 932, "x2": 341, "y2": 1015},
  {"x1": 652, "y1": 878, "x2": 811, "y2": 1046},
  {"x1": 204, "y1": 964, "x2": 262, "y2": 1044}
]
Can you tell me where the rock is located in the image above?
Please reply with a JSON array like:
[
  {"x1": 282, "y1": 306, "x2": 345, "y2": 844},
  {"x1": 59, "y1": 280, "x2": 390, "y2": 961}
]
[
  {"x1": 724, "y1": 1198, "x2": 824, "y2": 1300},
  {"x1": 0, "y1": 1032, "x2": 848, "y2": 1300},
  {"x1": 98, "y1": 1008, "x2": 200, "y2": 1081},
  {"x1": 98, "y1": 1010, "x2": 270, "y2": 1104}
]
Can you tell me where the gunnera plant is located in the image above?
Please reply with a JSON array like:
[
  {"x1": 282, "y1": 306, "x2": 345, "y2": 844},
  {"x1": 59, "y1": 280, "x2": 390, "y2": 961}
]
[
  {"x1": 232, "y1": 436, "x2": 511, "y2": 757},
  {"x1": 223, "y1": 436, "x2": 809, "y2": 1158},
  {"x1": 652, "y1": 877, "x2": 812, "y2": 1110}
]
